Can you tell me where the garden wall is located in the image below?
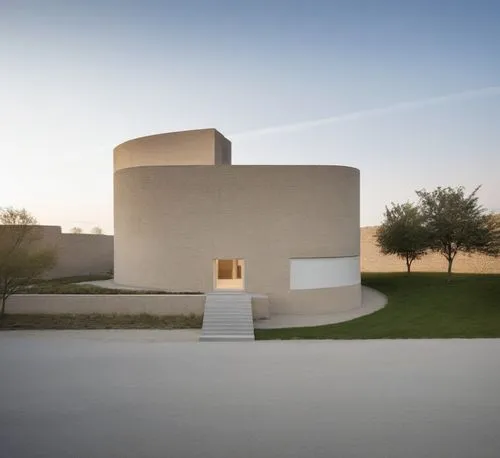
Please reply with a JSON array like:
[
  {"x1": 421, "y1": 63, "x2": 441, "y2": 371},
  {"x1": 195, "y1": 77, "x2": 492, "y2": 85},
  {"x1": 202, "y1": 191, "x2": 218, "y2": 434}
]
[
  {"x1": 50, "y1": 233, "x2": 113, "y2": 278},
  {"x1": 1, "y1": 225, "x2": 114, "y2": 279},
  {"x1": 361, "y1": 227, "x2": 500, "y2": 273},
  {"x1": 6, "y1": 294, "x2": 271, "y2": 318}
]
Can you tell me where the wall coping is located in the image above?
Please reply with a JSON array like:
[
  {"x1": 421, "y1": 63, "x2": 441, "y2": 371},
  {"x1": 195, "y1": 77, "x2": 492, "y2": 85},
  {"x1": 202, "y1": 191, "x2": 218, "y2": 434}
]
[{"x1": 14, "y1": 294, "x2": 206, "y2": 298}]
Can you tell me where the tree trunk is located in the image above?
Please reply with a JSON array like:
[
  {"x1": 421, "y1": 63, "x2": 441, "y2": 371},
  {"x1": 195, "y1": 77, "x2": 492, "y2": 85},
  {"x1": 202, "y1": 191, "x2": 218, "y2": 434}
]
[
  {"x1": 406, "y1": 257, "x2": 411, "y2": 274},
  {"x1": 447, "y1": 257, "x2": 453, "y2": 280},
  {"x1": 0, "y1": 295, "x2": 6, "y2": 319}
]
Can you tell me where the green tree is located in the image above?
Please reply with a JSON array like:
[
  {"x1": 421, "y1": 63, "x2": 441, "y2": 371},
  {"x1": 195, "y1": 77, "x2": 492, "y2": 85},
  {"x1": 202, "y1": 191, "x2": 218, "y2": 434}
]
[
  {"x1": 416, "y1": 186, "x2": 500, "y2": 276},
  {"x1": 90, "y1": 226, "x2": 103, "y2": 235},
  {"x1": 0, "y1": 208, "x2": 57, "y2": 318},
  {"x1": 70, "y1": 227, "x2": 83, "y2": 234},
  {"x1": 376, "y1": 202, "x2": 428, "y2": 273}
]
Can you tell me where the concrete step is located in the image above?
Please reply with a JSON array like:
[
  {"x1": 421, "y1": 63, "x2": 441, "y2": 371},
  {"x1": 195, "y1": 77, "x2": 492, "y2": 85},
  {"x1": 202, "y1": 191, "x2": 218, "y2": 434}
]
[
  {"x1": 202, "y1": 325, "x2": 253, "y2": 331},
  {"x1": 202, "y1": 317, "x2": 253, "y2": 324},
  {"x1": 203, "y1": 314, "x2": 252, "y2": 319},
  {"x1": 203, "y1": 307, "x2": 251, "y2": 311},
  {"x1": 200, "y1": 293, "x2": 255, "y2": 342},
  {"x1": 204, "y1": 302, "x2": 251, "y2": 306},
  {"x1": 199, "y1": 335, "x2": 255, "y2": 342},
  {"x1": 203, "y1": 318, "x2": 252, "y2": 326},
  {"x1": 202, "y1": 330, "x2": 253, "y2": 335}
]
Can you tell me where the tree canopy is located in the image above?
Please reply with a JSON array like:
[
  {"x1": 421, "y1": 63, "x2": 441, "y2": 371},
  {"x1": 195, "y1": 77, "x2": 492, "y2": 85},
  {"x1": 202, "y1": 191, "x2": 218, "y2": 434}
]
[
  {"x1": 376, "y1": 202, "x2": 428, "y2": 273},
  {"x1": 416, "y1": 186, "x2": 500, "y2": 275}
]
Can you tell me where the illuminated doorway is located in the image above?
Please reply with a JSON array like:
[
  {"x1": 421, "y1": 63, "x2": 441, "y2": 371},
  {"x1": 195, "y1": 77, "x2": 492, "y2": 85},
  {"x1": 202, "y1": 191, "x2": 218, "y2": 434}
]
[{"x1": 214, "y1": 259, "x2": 245, "y2": 290}]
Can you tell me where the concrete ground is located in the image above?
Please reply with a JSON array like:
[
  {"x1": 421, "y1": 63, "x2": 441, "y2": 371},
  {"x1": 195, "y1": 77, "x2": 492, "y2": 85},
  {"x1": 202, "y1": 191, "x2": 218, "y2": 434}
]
[
  {"x1": 1, "y1": 333, "x2": 499, "y2": 458},
  {"x1": 255, "y1": 285, "x2": 387, "y2": 329}
]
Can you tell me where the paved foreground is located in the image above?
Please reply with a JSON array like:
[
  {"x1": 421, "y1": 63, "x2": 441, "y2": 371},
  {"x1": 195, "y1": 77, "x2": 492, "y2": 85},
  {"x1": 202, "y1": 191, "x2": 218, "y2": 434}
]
[{"x1": 1, "y1": 332, "x2": 499, "y2": 458}]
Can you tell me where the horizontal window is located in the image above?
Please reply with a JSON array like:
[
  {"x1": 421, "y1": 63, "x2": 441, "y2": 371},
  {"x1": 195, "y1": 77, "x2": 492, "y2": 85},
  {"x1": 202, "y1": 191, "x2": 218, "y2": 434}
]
[{"x1": 290, "y1": 257, "x2": 360, "y2": 290}]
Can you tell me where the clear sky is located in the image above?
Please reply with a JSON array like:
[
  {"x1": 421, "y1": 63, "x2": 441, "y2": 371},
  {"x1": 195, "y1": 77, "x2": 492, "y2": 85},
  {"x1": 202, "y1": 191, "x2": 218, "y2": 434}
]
[{"x1": 1, "y1": 0, "x2": 499, "y2": 233}]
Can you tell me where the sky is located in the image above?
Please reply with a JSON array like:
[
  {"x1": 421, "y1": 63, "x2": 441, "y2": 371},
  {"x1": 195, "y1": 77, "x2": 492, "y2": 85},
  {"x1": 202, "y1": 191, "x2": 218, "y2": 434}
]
[{"x1": 1, "y1": 0, "x2": 499, "y2": 233}]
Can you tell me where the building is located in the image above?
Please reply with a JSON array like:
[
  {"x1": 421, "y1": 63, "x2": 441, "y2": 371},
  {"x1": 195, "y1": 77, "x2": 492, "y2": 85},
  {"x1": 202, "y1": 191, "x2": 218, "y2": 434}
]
[{"x1": 113, "y1": 128, "x2": 361, "y2": 316}]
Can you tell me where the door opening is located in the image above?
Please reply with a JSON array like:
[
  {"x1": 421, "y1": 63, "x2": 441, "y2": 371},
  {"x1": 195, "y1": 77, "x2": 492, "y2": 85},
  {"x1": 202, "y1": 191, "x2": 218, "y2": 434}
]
[{"x1": 214, "y1": 259, "x2": 245, "y2": 290}]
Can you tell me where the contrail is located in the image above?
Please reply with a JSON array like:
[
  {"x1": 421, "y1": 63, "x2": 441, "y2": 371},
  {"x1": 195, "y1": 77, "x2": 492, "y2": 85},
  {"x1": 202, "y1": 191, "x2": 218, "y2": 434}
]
[{"x1": 231, "y1": 85, "x2": 500, "y2": 138}]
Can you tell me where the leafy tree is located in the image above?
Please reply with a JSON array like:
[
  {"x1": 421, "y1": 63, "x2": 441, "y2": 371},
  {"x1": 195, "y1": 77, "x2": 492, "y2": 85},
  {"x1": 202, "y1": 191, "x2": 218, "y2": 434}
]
[
  {"x1": 70, "y1": 227, "x2": 83, "y2": 234},
  {"x1": 0, "y1": 208, "x2": 57, "y2": 318},
  {"x1": 416, "y1": 186, "x2": 500, "y2": 276},
  {"x1": 376, "y1": 202, "x2": 428, "y2": 273},
  {"x1": 90, "y1": 226, "x2": 103, "y2": 235}
]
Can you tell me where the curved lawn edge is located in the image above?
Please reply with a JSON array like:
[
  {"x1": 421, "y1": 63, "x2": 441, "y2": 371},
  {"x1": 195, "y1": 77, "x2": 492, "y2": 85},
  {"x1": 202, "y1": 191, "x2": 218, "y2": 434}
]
[
  {"x1": 255, "y1": 285, "x2": 387, "y2": 330},
  {"x1": 255, "y1": 273, "x2": 500, "y2": 340}
]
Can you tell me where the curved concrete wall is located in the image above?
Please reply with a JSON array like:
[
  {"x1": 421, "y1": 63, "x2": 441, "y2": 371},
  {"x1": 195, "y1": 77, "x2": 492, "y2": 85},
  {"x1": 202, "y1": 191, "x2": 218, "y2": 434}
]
[
  {"x1": 114, "y1": 164, "x2": 361, "y2": 314},
  {"x1": 114, "y1": 128, "x2": 231, "y2": 171}
]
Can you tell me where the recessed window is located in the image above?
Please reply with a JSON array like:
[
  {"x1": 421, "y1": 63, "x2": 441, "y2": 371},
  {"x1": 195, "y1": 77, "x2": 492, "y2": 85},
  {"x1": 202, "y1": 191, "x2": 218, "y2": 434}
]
[
  {"x1": 214, "y1": 259, "x2": 244, "y2": 290},
  {"x1": 290, "y1": 257, "x2": 360, "y2": 290}
]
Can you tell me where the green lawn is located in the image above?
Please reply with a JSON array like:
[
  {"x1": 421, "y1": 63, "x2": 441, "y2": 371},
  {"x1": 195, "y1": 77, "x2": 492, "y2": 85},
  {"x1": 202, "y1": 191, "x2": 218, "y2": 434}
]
[
  {"x1": 255, "y1": 273, "x2": 500, "y2": 340},
  {"x1": 19, "y1": 275, "x2": 202, "y2": 295},
  {"x1": 30, "y1": 274, "x2": 114, "y2": 285}
]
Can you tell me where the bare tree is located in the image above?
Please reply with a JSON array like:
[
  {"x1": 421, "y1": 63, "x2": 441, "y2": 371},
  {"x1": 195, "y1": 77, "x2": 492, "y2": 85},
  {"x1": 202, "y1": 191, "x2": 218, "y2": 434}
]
[
  {"x1": 0, "y1": 208, "x2": 57, "y2": 318},
  {"x1": 70, "y1": 227, "x2": 83, "y2": 234},
  {"x1": 90, "y1": 226, "x2": 103, "y2": 235},
  {"x1": 0, "y1": 208, "x2": 37, "y2": 226},
  {"x1": 0, "y1": 208, "x2": 38, "y2": 263}
]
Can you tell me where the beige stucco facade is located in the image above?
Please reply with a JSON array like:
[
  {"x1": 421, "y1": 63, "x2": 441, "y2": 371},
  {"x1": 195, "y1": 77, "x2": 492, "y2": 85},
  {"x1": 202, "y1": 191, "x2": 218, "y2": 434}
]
[
  {"x1": 113, "y1": 129, "x2": 361, "y2": 315},
  {"x1": 114, "y1": 128, "x2": 231, "y2": 170}
]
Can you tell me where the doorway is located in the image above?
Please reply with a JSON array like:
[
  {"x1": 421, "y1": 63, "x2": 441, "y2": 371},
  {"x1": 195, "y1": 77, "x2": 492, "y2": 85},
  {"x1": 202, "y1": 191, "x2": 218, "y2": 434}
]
[{"x1": 214, "y1": 259, "x2": 245, "y2": 290}]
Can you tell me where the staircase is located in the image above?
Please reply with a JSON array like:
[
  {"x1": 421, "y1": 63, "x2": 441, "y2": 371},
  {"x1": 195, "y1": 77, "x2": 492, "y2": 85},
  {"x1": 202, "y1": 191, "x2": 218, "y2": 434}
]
[{"x1": 200, "y1": 293, "x2": 255, "y2": 342}]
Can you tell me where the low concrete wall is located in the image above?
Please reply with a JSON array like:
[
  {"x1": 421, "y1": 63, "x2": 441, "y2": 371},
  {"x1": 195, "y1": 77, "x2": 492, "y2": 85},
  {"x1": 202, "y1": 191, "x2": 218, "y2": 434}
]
[
  {"x1": 251, "y1": 295, "x2": 270, "y2": 319},
  {"x1": 7, "y1": 294, "x2": 274, "y2": 320},
  {"x1": 6, "y1": 294, "x2": 205, "y2": 316}
]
